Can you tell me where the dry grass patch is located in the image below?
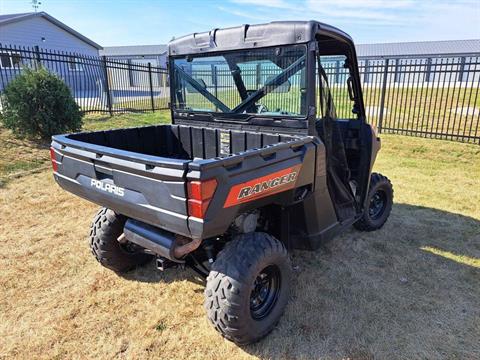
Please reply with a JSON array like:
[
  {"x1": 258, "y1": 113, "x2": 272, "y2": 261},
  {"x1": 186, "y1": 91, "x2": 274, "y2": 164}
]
[
  {"x1": 0, "y1": 131, "x2": 479, "y2": 359},
  {"x1": 0, "y1": 111, "x2": 170, "y2": 187},
  {"x1": 82, "y1": 111, "x2": 170, "y2": 132},
  {"x1": 0, "y1": 128, "x2": 50, "y2": 186}
]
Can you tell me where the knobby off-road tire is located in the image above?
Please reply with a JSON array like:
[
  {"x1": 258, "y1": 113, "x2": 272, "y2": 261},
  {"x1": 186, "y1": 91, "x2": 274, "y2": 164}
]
[
  {"x1": 89, "y1": 207, "x2": 151, "y2": 273},
  {"x1": 354, "y1": 172, "x2": 393, "y2": 231},
  {"x1": 204, "y1": 232, "x2": 292, "y2": 344}
]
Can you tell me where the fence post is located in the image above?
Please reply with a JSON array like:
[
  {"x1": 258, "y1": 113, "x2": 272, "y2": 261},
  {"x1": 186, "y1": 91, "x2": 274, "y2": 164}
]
[
  {"x1": 148, "y1": 62, "x2": 155, "y2": 112},
  {"x1": 34, "y1": 45, "x2": 41, "y2": 69},
  {"x1": 364, "y1": 59, "x2": 370, "y2": 83},
  {"x1": 212, "y1": 64, "x2": 218, "y2": 111},
  {"x1": 458, "y1": 56, "x2": 466, "y2": 82},
  {"x1": 378, "y1": 58, "x2": 390, "y2": 133},
  {"x1": 256, "y1": 63, "x2": 262, "y2": 88},
  {"x1": 335, "y1": 60, "x2": 340, "y2": 84},
  {"x1": 393, "y1": 58, "x2": 400, "y2": 83},
  {"x1": 425, "y1": 57, "x2": 432, "y2": 83},
  {"x1": 101, "y1": 56, "x2": 113, "y2": 116},
  {"x1": 127, "y1": 59, "x2": 134, "y2": 87},
  {"x1": 0, "y1": 45, "x2": 5, "y2": 109}
]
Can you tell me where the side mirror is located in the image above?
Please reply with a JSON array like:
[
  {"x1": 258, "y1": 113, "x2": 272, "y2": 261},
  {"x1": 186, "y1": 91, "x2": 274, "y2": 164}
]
[
  {"x1": 347, "y1": 76, "x2": 355, "y2": 101},
  {"x1": 186, "y1": 78, "x2": 207, "y2": 93}
]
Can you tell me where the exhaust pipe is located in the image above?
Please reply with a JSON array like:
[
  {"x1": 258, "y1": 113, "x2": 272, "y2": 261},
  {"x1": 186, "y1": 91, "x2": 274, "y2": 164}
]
[{"x1": 123, "y1": 219, "x2": 201, "y2": 262}]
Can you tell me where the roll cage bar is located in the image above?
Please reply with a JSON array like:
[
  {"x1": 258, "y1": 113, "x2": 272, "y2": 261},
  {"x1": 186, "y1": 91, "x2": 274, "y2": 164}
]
[{"x1": 174, "y1": 65, "x2": 231, "y2": 113}]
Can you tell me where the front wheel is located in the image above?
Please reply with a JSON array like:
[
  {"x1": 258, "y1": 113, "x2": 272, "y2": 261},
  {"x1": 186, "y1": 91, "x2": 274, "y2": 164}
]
[
  {"x1": 354, "y1": 173, "x2": 394, "y2": 231},
  {"x1": 204, "y1": 232, "x2": 291, "y2": 344}
]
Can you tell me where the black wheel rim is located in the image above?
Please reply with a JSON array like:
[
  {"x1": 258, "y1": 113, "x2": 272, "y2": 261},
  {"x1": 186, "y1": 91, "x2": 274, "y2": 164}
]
[
  {"x1": 250, "y1": 265, "x2": 281, "y2": 320},
  {"x1": 369, "y1": 190, "x2": 387, "y2": 220}
]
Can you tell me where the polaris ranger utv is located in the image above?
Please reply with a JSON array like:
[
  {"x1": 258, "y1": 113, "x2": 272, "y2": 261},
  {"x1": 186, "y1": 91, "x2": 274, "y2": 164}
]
[{"x1": 51, "y1": 21, "x2": 393, "y2": 344}]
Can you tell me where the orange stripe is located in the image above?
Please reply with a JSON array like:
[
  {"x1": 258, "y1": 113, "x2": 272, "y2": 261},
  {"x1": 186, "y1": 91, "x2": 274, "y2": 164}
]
[{"x1": 223, "y1": 165, "x2": 301, "y2": 208}]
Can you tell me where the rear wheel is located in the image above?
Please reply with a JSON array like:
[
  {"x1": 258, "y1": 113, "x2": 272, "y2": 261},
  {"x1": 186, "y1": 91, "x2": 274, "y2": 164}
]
[
  {"x1": 89, "y1": 207, "x2": 152, "y2": 273},
  {"x1": 204, "y1": 232, "x2": 291, "y2": 344},
  {"x1": 354, "y1": 173, "x2": 393, "y2": 231}
]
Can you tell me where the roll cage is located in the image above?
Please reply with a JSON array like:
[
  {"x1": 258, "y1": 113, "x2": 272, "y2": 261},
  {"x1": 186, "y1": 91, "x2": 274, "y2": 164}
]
[{"x1": 168, "y1": 20, "x2": 366, "y2": 136}]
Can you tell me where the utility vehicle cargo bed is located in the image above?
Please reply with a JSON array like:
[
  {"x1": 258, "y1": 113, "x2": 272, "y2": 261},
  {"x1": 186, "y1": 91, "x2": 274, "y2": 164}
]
[
  {"x1": 65, "y1": 124, "x2": 301, "y2": 160},
  {"x1": 51, "y1": 124, "x2": 314, "y2": 239}
]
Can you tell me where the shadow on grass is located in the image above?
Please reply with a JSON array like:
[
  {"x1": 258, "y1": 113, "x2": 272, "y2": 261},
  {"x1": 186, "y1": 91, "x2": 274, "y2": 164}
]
[
  {"x1": 121, "y1": 259, "x2": 206, "y2": 286},
  {"x1": 119, "y1": 203, "x2": 479, "y2": 358},
  {"x1": 242, "y1": 203, "x2": 480, "y2": 358},
  {"x1": 0, "y1": 127, "x2": 51, "y2": 188}
]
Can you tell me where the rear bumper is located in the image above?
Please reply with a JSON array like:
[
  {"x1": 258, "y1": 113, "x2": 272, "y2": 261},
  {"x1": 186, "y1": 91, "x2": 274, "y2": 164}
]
[
  {"x1": 51, "y1": 134, "x2": 193, "y2": 238},
  {"x1": 54, "y1": 172, "x2": 191, "y2": 237}
]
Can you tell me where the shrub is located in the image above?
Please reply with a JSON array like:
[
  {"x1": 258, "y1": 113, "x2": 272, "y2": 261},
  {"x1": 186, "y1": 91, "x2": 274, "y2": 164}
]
[{"x1": 0, "y1": 67, "x2": 83, "y2": 139}]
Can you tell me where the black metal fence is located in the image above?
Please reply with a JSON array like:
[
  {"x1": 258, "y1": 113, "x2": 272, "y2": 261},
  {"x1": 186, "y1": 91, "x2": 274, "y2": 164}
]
[
  {"x1": 0, "y1": 44, "x2": 169, "y2": 114},
  {"x1": 347, "y1": 56, "x2": 479, "y2": 143},
  {"x1": 0, "y1": 44, "x2": 479, "y2": 143},
  {"x1": 187, "y1": 54, "x2": 479, "y2": 144}
]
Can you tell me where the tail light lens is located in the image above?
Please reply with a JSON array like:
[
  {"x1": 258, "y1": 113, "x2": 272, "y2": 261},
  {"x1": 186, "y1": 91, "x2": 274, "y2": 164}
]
[
  {"x1": 187, "y1": 179, "x2": 217, "y2": 219},
  {"x1": 50, "y1": 147, "x2": 58, "y2": 172}
]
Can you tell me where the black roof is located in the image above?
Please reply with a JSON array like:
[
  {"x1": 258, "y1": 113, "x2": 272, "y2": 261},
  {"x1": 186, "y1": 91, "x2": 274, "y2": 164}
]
[{"x1": 168, "y1": 20, "x2": 353, "y2": 56}]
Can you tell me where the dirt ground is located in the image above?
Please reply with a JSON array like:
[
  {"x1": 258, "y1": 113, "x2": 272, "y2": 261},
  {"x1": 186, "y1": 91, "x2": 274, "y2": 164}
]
[{"x1": 0, "y1": 134, "x2": 479, "y2": 359}]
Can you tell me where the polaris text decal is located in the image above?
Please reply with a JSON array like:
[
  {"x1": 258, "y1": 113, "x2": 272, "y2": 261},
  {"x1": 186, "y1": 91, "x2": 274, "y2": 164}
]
[
  {"x1": 90, "y1": 179, "x2": 125, "y2": 197},
  {"x1": 224, "y1": 165, "x2": 301, "y2": 208}
]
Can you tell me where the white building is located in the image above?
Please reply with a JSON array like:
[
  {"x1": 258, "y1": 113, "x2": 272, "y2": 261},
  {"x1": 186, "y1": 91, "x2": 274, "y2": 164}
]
[
  {"x1": 0, "y1": 12, "x2": 102, "y2": 56},
  {"x1": 100, "y1": 45, "x2": 167, "y2": 68}
]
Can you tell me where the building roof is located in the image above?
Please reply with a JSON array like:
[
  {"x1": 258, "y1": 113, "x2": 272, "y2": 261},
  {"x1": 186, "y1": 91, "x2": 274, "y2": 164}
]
[
  {"x1": 0, "y1": 13, "x2": 35, "y2": 22},
  {"x1": 100, "y1": 45, "x2": 168, "y2": 57},
  {"x1": 0, "y1": 12, "x2": 102, "y2": 49},
  {"x1": 356, "y1": 39, "x2": 480, "y2": 58},
  {"x1": 100, "y1": 39, "x2": 479, "y2": 60}
]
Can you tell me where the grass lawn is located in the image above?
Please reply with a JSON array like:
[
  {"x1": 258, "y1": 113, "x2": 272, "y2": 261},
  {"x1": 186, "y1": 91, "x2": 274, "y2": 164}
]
[
  {"x1": 0, "y1": 111, "x2": 171, "y2": 187},
  {"x1": 0, "y1": 111, "x2": 479, "y2": 359},
  {"x1": 82, "y1": 111, "x2": 170, "y2": 131}
]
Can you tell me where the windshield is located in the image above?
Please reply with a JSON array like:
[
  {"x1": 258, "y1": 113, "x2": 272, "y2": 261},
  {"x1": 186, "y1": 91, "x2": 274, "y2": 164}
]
[{"x1": 171, "y1": 45, "x2": 307, "y2": 117}]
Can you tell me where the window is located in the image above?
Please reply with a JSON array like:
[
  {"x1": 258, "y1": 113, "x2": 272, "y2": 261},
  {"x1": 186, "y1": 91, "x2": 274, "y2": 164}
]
[
  {"x1": 68, "y1": 57, "x2": 83, "y2": 71},
  {"x1": 0, "y1": 52, "x2": 22, "y2": 69},
  {"x1": 317, "y1": 62, "x2": 336, "y2": 119},
  {"x1": 172, "y1": 45, "x2": 308, "y2": 118},
  {"x1": 316, "y1": 55, "x2": 357, "y2": 119}
]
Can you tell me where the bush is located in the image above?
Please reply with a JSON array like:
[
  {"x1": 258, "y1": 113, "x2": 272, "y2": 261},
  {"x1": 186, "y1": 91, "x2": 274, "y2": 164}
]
[{"x1": 0, "y1": 67, "x2": 83, "y2": 139}]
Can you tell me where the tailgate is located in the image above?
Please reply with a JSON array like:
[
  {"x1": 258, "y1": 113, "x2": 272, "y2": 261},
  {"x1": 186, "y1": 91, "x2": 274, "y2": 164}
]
[{"x1": 51, "y1": 136, "x2": 192, "y2": 237}]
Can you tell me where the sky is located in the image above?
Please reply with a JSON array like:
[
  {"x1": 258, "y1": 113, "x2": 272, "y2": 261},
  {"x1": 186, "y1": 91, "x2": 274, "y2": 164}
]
[{"x1": 0, "y1": 0, "x2": 479, "y2": 46}]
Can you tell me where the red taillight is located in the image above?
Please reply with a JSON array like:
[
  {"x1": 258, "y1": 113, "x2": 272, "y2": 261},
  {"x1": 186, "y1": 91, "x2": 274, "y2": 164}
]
[
  {"x1": 188, "y1": 179, "x2": 217, "y2": 200},
  {"x1": 50, "y1": 147, "x2": 58, "y2": 172},
  {"x1": 187, "y1": 198, "x2": 212, "y2": 218},
  {"x1": 187, "y1": 179, "x2": 217, "y2": 219}
]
